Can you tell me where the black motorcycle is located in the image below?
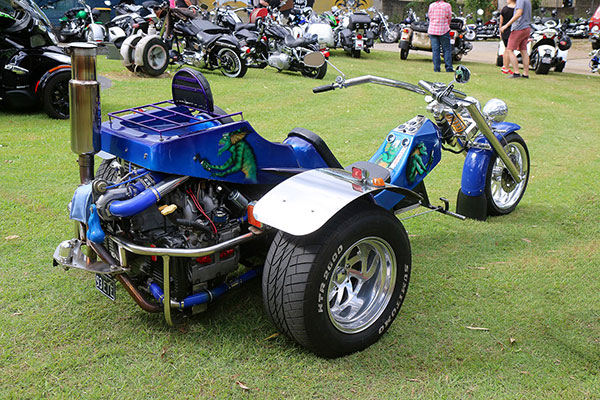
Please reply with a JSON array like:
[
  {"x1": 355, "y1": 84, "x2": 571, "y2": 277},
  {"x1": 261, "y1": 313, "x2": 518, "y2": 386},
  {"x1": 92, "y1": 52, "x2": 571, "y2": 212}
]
[
  {"x1": 236, "y1": 22, "x2": 327, "y2": 78},
  {"x1": 159, "y1": 3, "x2": 247, "y2": 78},
  {"x1": 0, "y1": 0, "x2": 70, "y2": 119}
]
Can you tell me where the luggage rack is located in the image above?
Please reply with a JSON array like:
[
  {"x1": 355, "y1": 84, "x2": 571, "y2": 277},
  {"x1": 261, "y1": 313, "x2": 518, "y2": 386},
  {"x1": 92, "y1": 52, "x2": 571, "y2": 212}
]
[{"x1": 107, "y1": 100, "x2": 244, "y2": 139}]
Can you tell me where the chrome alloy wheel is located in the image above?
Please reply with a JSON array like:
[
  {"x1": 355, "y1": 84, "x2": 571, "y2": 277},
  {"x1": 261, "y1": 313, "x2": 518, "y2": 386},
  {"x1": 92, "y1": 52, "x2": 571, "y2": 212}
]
[
  {"x1": 326, "y1": 237, "x2": 396, "y2": 334},
  {"x1": 490, "y1": 141, "x2": 529, "y2": 210}
]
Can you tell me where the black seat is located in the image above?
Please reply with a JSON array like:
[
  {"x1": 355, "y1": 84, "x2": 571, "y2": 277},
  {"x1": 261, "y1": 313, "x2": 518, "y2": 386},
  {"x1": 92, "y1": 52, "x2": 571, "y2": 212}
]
[
  {"x1": 284, "y1": 35, "x2": 312, "y2": 48},
  {"x1": 287, "y1": 128, "x2": 342, "y2": 169},
  {"x1": 234, "y1": 22, "x2": 257, "y2": 31},
  {"x1": 411, "y1": 21, "x2": 429, "y2": 33},
  {"x1": 345, "y1": 161, "x2": 390, "y2": 182}
]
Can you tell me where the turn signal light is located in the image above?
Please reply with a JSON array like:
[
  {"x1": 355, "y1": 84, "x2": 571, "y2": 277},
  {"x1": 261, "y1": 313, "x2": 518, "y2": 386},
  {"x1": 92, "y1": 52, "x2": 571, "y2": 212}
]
[
  {"x1": 351, "y1": 167, "x2": 363, "y2": 179},
  {"x1": 371, "y1": 178, "x2": 385, "y2": 187}
]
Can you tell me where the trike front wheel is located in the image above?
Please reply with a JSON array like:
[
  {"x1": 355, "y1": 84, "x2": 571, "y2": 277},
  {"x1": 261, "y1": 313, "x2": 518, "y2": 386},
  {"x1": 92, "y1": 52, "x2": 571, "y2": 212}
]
[
  {"x1": 262, "y1": 202, "x2": 411, "y2": 358},
  {"x1": 485, "y1": 133, "x2": 530, "y2": 215}
]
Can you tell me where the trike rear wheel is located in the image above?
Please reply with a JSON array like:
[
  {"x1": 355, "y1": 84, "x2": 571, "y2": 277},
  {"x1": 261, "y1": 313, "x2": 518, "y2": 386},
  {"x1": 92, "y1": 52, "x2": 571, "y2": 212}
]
[{"x1": 262, "y1": 203, "x2": 411, "y2": 358}]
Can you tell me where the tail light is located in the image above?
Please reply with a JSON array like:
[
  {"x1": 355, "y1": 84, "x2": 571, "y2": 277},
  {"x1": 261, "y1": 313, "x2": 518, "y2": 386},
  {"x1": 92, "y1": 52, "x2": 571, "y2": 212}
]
[
  {"x1": 357, "y1": 34, "x2": 363, "y2": 39},
  {"x1": 262, "y1": 35, "x2": 267, "y2": 41},
  {"x1": 449, "y1": 31, "x2": 455, "y2": 38},
  {"x1": 320, "y1": 49, "x2": 330, "y2": 58},
  {"x1": 196, "y1": 255, "x2": 212, "y2": 264},
  {"x1": 219, "y1": 249, "x2": 235, "y2": 260},
  {"x1": 133, "y1": 23, "x2": 140, "y2": 29}
]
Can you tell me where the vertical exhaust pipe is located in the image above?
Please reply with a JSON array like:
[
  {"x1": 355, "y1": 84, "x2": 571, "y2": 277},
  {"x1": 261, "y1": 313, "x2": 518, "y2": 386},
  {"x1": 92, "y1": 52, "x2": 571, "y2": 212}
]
[{"x1": 69, "y1": 43, "x2": 100, "y2": 184}]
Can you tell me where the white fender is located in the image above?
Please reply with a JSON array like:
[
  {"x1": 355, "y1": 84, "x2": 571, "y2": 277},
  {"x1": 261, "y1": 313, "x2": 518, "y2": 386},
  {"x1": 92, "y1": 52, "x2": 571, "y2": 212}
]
[
  {"x1": 253, "y1": 168, "x2": 421, "y2": 236},
  {"x1": 536, "y1": 44, "x2": 556, "y2": 58},
  {"x1": 134, "y1": 34, "x2": 162, "y2": 67},
  {"x1": 88, "y1": 23, "x2": 105, "y2": 42},
  {"x1": 120, "y1": 34, "x2": 142, "y2": 67},
  {"x1": 108, "y1": 26, "x2": 126, "y2": 43}
]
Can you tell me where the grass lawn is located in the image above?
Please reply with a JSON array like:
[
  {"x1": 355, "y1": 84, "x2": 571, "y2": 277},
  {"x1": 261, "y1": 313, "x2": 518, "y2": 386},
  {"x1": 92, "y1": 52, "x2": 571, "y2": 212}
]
[{"x1": 0, "y1": 49, "x2": 599, "y2": 399}]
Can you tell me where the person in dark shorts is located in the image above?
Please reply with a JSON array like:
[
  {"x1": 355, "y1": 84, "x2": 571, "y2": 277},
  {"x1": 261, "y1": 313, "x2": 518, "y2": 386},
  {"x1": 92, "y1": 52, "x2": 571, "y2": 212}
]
[
  {"x1": 499, "y1": 0, "x2": 516, "y2": 74},
  {"x1": 500, "y1": 0, "x2": 532, "y2": 78}
]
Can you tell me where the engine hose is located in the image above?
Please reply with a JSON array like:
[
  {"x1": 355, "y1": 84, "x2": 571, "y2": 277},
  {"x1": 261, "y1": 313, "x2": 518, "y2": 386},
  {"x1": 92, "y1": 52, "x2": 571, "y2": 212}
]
[
  {"x1": 148, "y1": 269, "x2": 259, "y2": 310},
  {"x1": 108, "y1": 176, "x2": 189, "y2": 218}
]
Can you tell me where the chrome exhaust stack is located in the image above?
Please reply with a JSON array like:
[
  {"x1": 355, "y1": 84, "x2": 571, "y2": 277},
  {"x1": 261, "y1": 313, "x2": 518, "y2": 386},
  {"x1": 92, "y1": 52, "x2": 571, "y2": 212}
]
[{"x1": 68, "y1": 43, "x2": 100, "y2": 184}]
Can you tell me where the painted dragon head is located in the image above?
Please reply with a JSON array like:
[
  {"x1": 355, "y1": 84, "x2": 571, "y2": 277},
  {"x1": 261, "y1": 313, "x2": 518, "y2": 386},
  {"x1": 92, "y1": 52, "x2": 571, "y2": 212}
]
[{"x1": 217, "y1": 130, "x2": 247, "y2": 156}]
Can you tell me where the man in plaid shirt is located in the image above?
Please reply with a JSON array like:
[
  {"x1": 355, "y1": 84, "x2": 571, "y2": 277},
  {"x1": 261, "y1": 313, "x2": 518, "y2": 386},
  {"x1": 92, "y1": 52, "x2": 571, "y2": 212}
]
[{"x1": 427, "y1": 0, "x2": 453, "y2": 72}]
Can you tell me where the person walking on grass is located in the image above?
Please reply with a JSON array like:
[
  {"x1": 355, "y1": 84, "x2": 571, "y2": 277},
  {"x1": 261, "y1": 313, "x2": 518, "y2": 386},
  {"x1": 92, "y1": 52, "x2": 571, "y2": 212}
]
[
  {"x1": 499, "y1": 0, "x2": 516, "y2": 74},
  {"x1": 427, "y1": 0, "x2": 453, "y2": 72},
  {"x1": 499, "y1": 0, "x2": 532, "y2": 78}
]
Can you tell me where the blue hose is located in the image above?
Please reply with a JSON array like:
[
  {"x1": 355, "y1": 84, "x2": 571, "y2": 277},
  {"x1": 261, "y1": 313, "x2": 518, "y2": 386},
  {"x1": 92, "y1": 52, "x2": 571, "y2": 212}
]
[{"x1": 148, "y1": 269, "x2": 259, "y2": 310}]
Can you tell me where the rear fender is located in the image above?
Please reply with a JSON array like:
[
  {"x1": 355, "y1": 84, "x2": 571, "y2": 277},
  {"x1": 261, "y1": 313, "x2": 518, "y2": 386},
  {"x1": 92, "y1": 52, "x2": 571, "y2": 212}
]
[
  {"x1": 460, "y1": 122, "x2": 520, "y2": 197},
  {"x1": 253, "y1": 168, "x2": 422, "y2": 236},
  {"x1": 35, "y1": 65, "x2": 71, "y2": 97}
]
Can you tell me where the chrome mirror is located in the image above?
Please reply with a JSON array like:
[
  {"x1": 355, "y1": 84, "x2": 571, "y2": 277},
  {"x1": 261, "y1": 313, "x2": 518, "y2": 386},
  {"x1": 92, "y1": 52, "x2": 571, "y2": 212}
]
[
  {"x1": 454, "y1": 65, "x2": 470, "y2": 84},
  {"x1": 303, "y1": 51, "x2": 325, "y2": 68}
]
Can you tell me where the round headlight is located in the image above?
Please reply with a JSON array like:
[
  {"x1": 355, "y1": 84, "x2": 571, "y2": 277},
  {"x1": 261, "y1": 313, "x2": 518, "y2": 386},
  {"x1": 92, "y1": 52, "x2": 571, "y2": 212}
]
[{"x1": 482, "y1": 99, "x2": 508, "y2": 122}]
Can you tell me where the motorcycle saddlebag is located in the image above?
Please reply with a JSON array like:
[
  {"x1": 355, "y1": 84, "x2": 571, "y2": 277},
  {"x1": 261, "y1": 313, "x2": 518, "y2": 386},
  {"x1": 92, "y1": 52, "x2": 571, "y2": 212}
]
[
  {"x1": 339, "y1": 28, "x2": 353, "y2": 46},
  {"x1": 450, "y1": 18, "x2": 464, "y2": 31},
  {"x1": 349, "y1": 13, "x2": 371, "y2": 30}
]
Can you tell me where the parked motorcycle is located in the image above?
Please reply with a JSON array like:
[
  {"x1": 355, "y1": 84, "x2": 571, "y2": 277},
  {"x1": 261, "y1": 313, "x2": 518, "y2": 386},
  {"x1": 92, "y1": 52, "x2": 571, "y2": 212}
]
[
  {"x1": 58, "y1": 0, "x2": 127, "y2": 45},
  {"x1": 0, "y1": 0, "x2": 70, "y2": 119},
  {"x1": 164, "y1": 5, "x2": 248, "y2": 78},
  {"x1": 398, "y1": 17, "x2": 473, "y2": 61},
  {"x1": 590, "y1": 28, "x2": 600, "y2": 71},
  {"x1": 235, "y1": 19, "x2": 328, "y2": 78},
  {"x1": 54, "y1": 44, "x2": 529, "y2": 358},
  {"x1": 473, "y1": 9, "x2": 499, "y2": 40},
  {"x1": 367, "y1": 7, "x2": 399, "y2": 43},
  {"x1": 496, "y1": 22, "x2": 571, "y2": 74},
  {"x1": 336, "y1": 8, "x2": 375, "y2": 57}
]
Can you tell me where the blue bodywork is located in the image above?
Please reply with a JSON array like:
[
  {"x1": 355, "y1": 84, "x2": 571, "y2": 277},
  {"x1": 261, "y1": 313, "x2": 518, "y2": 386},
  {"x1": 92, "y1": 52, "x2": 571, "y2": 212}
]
[
  {"x1": 460, "y1": 121, "x2": 521, "y2": 197},
  {"x1": 97, "y1": 108, "x2": 443, "y2": 211},
  {"x1": 98, "y1": 106, "x2": 330, "y2": 185}
]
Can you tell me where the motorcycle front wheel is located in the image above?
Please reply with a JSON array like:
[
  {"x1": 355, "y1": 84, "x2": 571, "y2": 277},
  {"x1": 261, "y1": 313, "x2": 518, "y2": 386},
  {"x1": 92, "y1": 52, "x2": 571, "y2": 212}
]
[
  {"x1": 484, "y1": 133, "x2": 530, "y2": 215},
  {"x1": 380, "y1": 26, "x2": 399, "y2": 43},
  {"x1": 262, "y1": 202, "x2": 411, "y2": 358},
  {"x1": 217, "y1": 48, "x2": 247, "y2": 78}
]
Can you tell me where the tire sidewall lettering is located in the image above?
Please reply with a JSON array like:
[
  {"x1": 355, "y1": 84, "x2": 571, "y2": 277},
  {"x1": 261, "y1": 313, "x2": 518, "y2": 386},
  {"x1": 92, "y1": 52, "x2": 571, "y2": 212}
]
[{"x1": 317, "y1": 244, "x2": 344, "y2": 313}]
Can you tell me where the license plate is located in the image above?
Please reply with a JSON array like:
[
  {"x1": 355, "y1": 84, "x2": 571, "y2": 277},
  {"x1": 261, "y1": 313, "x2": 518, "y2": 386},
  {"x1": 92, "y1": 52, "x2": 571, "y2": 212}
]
[
  {"x1": 542, "y1": 57, "x2": 551, "y2": 64},
  {"x1": 355, "y1": 39, "x2": 363, "y2": 49},
  {"x1": 95, "y1": 274, "x2": 116, "y2": 301},
  {"x1": 450, "y1": 38, "x2": 455, "y2": 45}
]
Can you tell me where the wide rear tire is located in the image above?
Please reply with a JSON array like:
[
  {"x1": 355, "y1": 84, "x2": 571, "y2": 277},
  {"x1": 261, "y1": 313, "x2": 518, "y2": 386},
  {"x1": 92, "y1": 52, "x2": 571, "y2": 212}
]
[
  {"x1": 140, "y1": 37, "x2": 169, "y2": 76},
  {"x1": 262, "y1": 202, "x2": 411, "y2": 358}
]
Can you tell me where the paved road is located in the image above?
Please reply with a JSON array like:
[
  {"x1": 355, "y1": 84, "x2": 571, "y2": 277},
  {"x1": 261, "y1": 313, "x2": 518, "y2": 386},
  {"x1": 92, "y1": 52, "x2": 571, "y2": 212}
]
[{"x1": 374, "y1": 39, "x2": 595, "y2": 76}]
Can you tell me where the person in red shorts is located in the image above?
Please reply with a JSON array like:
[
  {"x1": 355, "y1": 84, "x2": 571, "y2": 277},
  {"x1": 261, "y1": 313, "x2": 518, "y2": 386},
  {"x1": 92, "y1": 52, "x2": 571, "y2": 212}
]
[{"x1": 500, "y1": 0, "x2": 532, "y2": 78}]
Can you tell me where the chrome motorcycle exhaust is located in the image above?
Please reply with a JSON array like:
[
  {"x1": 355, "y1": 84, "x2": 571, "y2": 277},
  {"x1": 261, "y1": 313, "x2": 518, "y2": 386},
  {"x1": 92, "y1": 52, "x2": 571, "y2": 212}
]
[{"x1": 68, "y1": 43, "x2": 100, "y2": 184}]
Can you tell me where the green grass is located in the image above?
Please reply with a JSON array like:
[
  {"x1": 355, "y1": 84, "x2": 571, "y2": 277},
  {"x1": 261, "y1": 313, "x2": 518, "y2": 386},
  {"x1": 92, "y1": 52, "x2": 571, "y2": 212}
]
[{"x1": 1, "y1": 50, "x2": 599, "y2": 399}]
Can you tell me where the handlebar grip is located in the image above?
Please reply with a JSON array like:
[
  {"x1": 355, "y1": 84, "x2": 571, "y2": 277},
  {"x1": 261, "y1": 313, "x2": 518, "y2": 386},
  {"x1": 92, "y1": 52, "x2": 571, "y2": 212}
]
[{"x1": 312, "y1": 84, "x2": 335, "y2": 93}]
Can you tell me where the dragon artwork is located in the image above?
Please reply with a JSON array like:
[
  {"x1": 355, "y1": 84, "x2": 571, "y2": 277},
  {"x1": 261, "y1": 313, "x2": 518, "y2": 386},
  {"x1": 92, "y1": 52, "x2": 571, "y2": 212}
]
[
  {"x1": 406, "y1": 142, "x2": 433, "y2": 183},
  {"x1": 200, "y1": 129, "x2": 258, "y2": 182}
]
